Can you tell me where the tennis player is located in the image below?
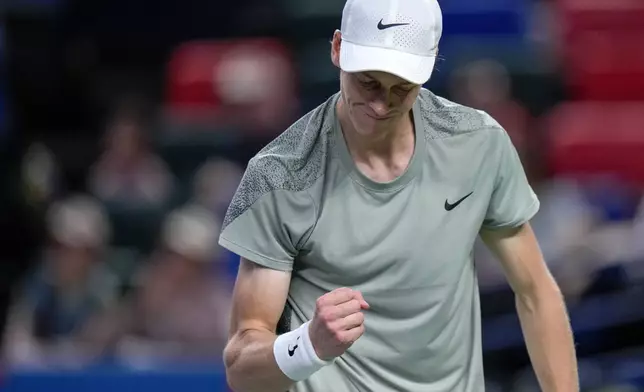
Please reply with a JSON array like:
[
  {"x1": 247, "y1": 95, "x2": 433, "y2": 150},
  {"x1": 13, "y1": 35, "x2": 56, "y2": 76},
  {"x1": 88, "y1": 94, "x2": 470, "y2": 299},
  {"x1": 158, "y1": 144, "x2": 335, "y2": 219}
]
[{"x1": 218, "y1": 0, "x2": 579, "y2": 390}]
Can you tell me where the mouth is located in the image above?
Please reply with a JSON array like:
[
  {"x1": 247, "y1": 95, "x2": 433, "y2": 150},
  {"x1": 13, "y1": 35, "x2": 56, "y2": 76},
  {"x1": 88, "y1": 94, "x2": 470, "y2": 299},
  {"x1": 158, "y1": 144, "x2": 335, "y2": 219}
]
[{"x1": 365, "y1": 112, "x2": 395, "y2": 121}]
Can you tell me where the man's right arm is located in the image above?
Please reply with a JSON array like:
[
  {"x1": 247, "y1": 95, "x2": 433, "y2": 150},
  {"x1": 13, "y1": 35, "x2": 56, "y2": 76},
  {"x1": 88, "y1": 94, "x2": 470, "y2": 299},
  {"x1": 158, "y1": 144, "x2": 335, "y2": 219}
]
[
  {"x1": 220, "y1": 156, "x2": 367, "y2": 391},
  {"x1": 224, "y1": 258, "x2": 294, "y2": 392}
]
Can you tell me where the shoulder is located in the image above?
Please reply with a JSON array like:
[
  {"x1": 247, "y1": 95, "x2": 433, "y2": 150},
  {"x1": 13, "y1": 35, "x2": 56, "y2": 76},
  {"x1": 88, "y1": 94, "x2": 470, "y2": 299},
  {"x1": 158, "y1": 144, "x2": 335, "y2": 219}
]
[
  {"x1": 222, "y1": 95, "x2": 337, "y2": 229},
  {"x1": 416, "y1": 88, "x2": 506, "y2": 141},
  {"x1": 246, "y1": 93, "x2": 336, "y2": 190}
]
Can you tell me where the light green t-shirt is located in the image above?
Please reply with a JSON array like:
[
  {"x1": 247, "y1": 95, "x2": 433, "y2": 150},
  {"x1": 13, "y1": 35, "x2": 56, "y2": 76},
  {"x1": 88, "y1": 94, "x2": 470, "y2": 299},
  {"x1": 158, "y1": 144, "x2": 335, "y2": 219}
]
[{"x1": 219, "y1": 89, "x2": 539, "y2": 392}]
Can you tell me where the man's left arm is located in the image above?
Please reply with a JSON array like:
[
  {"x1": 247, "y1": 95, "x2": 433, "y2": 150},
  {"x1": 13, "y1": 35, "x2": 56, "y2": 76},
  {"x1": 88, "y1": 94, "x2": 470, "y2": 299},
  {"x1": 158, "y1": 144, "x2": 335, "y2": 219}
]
[{"x1": 481, "y1": 223, "x2": 579, "y2": 392}]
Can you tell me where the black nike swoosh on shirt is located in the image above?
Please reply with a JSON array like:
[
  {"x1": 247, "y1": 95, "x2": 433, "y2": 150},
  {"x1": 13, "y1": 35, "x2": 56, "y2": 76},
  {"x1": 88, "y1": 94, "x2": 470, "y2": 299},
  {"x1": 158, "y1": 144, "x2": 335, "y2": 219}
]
[
  {"x1": 444, "y1": 192, "x2": 474, "y2": 211},
  {"x1": 377, "y1": 19, "x2": 410, "y2": 30}
]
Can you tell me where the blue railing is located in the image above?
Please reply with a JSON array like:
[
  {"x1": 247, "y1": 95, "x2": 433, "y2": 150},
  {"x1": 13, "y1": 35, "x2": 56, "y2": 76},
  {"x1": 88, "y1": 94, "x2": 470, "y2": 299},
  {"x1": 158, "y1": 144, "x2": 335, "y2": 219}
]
[{"x1": 3, "y1": 364, "x2": 229, "y2": 392}]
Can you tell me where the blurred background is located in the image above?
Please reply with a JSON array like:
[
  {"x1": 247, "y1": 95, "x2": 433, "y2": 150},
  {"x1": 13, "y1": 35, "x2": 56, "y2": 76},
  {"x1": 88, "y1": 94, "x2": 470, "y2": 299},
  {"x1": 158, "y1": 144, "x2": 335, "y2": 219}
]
[{"x1": 1, "y1": 0, "x2": 644, "y2": 391}]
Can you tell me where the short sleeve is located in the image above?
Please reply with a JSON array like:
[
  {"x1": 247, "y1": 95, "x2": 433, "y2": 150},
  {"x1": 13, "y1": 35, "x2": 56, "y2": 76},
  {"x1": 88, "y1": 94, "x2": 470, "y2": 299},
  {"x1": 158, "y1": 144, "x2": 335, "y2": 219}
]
[
  {"x1": 218, "y1": 158, "x2": 317, "y2": 272},
  {"x1": 482, "y1": 128, "x2": 540, "y2": 229}
]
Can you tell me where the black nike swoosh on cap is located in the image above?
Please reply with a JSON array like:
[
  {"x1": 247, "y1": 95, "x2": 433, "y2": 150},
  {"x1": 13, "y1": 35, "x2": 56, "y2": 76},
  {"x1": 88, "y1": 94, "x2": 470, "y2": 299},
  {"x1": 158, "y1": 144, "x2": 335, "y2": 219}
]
[
  {"x1": 377, "y1": 19, "x2": 410, "y2": 30},
  {"x1": 444, "y1": 192, "x2": 474, "y2": 211}
]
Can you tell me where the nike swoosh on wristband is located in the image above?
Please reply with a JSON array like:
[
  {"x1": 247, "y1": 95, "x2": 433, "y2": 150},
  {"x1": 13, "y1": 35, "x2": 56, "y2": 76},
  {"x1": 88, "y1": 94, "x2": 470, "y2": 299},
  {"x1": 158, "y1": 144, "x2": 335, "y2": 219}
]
[{"x1": 288, "y1": 336, "x2": 301, "y2": 357}]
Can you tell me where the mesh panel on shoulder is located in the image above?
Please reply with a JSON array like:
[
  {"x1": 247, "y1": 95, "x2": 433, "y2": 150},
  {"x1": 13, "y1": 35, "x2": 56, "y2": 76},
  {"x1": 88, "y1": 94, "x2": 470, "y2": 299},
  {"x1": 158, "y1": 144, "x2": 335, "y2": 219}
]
[
  {"x1": 221, "y1": 96, "x2": 337, "y2": 231},
  {"x1": 416, "y1": 89, "x2": 503, "y2": 141}
]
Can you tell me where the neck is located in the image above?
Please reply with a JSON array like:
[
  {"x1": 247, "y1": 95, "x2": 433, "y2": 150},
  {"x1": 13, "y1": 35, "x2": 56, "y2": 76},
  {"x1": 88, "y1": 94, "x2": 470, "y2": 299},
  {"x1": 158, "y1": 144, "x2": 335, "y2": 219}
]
[{"x1": 336, "y1": 98, "x2": 415, "y2": 162}]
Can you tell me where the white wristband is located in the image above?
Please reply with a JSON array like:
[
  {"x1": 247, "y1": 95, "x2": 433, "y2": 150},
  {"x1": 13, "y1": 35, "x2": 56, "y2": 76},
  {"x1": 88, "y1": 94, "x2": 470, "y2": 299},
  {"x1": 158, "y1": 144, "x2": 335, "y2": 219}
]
[{"x1": 273, "y1": 321, "x2": 334, "y2": 381}]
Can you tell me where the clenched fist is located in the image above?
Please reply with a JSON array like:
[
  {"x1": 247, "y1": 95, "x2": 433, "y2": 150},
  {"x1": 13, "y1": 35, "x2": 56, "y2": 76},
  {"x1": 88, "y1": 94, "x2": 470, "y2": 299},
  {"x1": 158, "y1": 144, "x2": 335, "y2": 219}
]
[{"x1": 309, "y1": 287, "x2": 370, "y2": 361}]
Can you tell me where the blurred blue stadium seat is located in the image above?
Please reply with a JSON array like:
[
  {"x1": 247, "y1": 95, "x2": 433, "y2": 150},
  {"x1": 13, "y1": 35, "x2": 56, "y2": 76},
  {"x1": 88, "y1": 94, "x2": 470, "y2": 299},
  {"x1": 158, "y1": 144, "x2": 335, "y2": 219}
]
[{"x1": 439, "y1": 0, "x2": 531, "y2": 36}]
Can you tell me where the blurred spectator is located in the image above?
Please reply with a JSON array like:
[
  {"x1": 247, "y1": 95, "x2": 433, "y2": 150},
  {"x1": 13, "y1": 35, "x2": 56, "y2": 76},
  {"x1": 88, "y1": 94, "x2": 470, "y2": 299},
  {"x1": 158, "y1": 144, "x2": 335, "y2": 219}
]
[
  {"x1": 21, "y1": 142, "x2": 61, "y2": 209},
  {"x1": 475, "y1": 177, "x2": 610, "y2": 301},
  {"x1": 215, "y1": 41, "x2": 297, "y2": 131},
  {"x1": 88, "y1": 97, "x2": 174, "y2": 207},
  {"x1": 449, "y1": 59, "x2": 530, "y2": 150},
  {"x1": 448, "y1": 59, "x2": 541, "y2": 180},
  {"x1": 88, "y1": 204, "x2": 230, "y2": 365},
  {"x1": 166, "y1": 39, "x2": 298, "y2": 134},
  {"x1": 528, "y1": 178, "x2": 602, "y2": 298},
  {"x1": 574, "y1": 177, "x2": 644, "y2": 295},
  {"x1": 2, "y1": 195, "x2": 118, "y2": 368},
  {"x1": 527, "y1": 0, "x2": 564, "y2": 71},
  {"x1": 192, "y1": 158, "x2": 244, "y2": 219},
  {"x1": 192, "y1": 158, "x2": 244, "y2": 279}
]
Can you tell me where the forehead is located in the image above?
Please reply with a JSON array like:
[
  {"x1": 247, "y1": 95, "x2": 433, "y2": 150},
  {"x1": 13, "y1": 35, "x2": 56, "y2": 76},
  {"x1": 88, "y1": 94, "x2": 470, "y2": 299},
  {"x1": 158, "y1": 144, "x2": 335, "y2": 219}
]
[{"x1": 356, "y1": 71, "x2": 417, "y2": 87}]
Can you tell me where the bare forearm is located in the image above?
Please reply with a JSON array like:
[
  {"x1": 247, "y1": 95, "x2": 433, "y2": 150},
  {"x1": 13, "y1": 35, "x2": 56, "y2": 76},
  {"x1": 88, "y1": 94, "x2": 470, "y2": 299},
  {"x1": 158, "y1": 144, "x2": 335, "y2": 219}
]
[
  {"x1": 224, "y1": 330, "x2": 294, "y2": 392},
  {"x1": 516, "y1": 288, "x2": 578, "y2": 392}
]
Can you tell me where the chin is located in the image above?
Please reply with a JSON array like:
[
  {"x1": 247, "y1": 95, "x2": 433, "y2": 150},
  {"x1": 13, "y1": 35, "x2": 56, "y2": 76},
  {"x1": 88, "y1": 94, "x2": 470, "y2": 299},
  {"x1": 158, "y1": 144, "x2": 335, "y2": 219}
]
[{"x1": 353, "y1": 113, "x2": 391, "y2": 135}]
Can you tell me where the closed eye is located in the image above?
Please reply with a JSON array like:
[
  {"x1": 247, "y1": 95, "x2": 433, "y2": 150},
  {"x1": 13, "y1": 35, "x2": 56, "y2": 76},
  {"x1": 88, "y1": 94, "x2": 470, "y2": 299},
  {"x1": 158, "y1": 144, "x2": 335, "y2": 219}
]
[
  {"x1": 393, "y1": 86, "x2": 414, "y2": 96},
  {"x1": 360, "y1": 80, "x2": 381, "y2": 90}
]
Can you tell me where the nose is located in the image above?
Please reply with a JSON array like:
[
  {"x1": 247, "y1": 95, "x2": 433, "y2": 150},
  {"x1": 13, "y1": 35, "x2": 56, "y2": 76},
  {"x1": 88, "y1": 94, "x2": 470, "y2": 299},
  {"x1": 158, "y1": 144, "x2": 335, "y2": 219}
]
[{"x1": 368, "y1": 93, "x2": 392, "y2": 117}]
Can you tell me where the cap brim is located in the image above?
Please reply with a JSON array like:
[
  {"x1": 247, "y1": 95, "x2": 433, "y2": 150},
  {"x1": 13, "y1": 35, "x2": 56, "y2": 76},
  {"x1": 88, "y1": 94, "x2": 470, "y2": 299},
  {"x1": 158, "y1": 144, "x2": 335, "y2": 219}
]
[{"x1": 340, "y1": 40, "x2": 436, "y2": 85}]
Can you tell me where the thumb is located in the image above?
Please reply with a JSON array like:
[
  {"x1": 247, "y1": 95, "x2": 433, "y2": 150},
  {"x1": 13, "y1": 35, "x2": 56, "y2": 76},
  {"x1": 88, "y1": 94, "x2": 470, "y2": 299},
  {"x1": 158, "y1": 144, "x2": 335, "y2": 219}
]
[{"x1": 353, "y1": 290, "x2": 370, "y2": 309}]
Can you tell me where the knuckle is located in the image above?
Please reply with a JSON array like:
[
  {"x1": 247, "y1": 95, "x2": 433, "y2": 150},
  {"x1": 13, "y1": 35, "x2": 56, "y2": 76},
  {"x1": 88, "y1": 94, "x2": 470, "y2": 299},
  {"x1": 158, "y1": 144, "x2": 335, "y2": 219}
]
[
  {"x1": 355, "y1": 312, "x2": 365, "y2": 324},
  {"x1": 339, "y1": 287, "x2": 353, "y2": 297},
  {"x1": 316, "y1": 296, "x2": 326, "y2": 309},
  {"x1": 320, "y1": 309, "x2": 334, "y2": 323}
]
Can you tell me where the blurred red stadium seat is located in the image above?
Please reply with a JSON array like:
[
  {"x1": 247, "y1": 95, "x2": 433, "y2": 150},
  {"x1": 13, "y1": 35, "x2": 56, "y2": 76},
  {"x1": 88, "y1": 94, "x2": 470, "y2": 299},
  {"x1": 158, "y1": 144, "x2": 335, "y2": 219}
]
[
  {"x1": 546, "y1": 101, "x2": 644, "y2": 186},
  {"x1": 556, "y1": 0, "x2": 644, "y2": 100},
  {"x1": 165, "y1": 38, "x2": 298, "y2": 135},
  {"x1": 557, "y1": 0, "x2": 644, "y2": 29},
  {"x1": 564, "y1": 30, "x2": 644, "y2": 100}
]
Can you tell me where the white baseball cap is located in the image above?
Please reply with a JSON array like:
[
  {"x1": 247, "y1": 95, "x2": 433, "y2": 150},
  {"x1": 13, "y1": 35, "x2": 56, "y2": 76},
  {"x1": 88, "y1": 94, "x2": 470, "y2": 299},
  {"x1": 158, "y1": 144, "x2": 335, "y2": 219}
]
[{"x1": 339, "y1": 0, "x2": 443, "y2": 85}]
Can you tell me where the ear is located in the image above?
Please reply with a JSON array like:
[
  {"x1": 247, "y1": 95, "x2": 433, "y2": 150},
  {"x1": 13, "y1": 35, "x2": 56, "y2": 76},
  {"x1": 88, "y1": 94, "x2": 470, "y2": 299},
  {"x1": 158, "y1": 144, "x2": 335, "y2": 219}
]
[{"x1": 330, "y1": 30, "x2": 342, "y2": 69}]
